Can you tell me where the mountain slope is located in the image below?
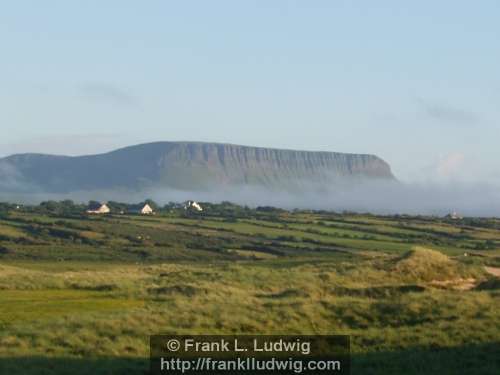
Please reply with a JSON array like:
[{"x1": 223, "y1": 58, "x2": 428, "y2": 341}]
[{"x1": 0, "y1": 141, "x2": 395, "y2": 193}]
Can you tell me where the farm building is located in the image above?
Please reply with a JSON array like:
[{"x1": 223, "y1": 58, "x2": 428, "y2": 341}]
[
  {"x1": 129, "y1": 203, "x2": 155, "y2": 215},
  {"x1": 446, "y1": 211, "x2": 463, "y2": 220},
  {"x1": 86, "y1": 203, "x2": 110, "y2": 214},
  {"x1": 184, "y1": 200, "x2": 203, "y2": 212}
]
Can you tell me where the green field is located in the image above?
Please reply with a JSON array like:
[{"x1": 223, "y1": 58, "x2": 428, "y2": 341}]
[{"x1": 0, "y1": 205, "x2": 499, "y2": 374}]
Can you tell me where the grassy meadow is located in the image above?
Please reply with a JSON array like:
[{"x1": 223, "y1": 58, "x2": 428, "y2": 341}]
[{"x1": 0, "y1": 205, "x2": 499, "y2": 374}]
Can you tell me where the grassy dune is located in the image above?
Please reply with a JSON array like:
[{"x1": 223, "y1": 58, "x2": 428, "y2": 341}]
[{"x1": 0, "y1": 209, "x2": 499, "y2": 374}]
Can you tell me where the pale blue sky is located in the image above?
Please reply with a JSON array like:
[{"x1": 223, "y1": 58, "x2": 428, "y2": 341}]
[{"x1": 1, "y1": 1, "x2": 499, "y2": 184}]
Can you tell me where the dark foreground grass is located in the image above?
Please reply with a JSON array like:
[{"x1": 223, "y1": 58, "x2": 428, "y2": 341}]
[
  {"x1": 353, "y1": 342, "x2": 500, "y2": 375},
  {"x1": 1, "y1": 343, "x2": 499, "y2": 375},
  {"x1": 0, "y1": 357, "x2": 148, "y2": 375}
]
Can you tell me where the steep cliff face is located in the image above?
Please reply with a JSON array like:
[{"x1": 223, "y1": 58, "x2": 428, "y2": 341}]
[{"x1": 0, "y1": 142, "x2": 395, "y2": 193}]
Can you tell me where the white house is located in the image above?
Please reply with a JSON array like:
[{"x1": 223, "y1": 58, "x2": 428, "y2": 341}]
[
  {"x1": 184, "y1": 200, "x2": 203, "y2": 212},
  {"x1": 446, "y1": 211, "x2": 463, "y2": 220},
  {"x1": 86, "y1": 203, "x2": 111, "y2": 214},
  {"x1": 130, "y1": 203, "x2": 155, "y2": 215}
]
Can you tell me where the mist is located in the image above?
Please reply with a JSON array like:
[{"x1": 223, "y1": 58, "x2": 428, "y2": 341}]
[{"x1": 2, "y1": 180, "x2": 500, "y2": 217}]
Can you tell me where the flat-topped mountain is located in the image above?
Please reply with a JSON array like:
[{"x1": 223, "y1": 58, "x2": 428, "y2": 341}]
[{"x1": 0, "y1": 141, "x2": 395, "y2": 193}]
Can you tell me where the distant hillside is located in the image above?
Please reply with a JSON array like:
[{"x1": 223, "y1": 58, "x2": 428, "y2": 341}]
[{"x1": 0, "y1": 141, "x2": 395, "y2": 194}]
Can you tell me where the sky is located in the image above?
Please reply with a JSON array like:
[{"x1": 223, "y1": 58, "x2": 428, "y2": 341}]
[{"x1": 1, "y1": 0, "x2": 499, "y2": 185}]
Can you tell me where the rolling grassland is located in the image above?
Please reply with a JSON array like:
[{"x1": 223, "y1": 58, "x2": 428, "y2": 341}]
[{"x1": 0, "y1": 207, "x2": 499, "y2": 374}]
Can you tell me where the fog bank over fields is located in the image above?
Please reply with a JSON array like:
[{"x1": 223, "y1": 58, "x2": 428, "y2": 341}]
[
  {"x1": 2, "y1": 180, "x2": 500, "y2": 217},
  {"x1": 126, "y1": 181, "x2": 500, "y2": 217}
]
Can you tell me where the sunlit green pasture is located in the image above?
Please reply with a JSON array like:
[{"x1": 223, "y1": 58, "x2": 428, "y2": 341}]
[{"x1": 0, "y1": 209, "x2": 499, "y2": 374}]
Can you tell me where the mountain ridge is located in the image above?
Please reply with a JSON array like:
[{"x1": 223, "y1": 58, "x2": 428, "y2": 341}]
[{"x1": 0, "y1": 141, "x2": 396, "y2": 194}]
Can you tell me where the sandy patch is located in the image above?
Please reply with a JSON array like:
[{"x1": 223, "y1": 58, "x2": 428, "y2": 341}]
[
  {"x1": 484, "y1": 266, "x2": 500, "y2": 277},
  {"x1": 429, "y1": 278, "x2": 477, "y2": 291}
]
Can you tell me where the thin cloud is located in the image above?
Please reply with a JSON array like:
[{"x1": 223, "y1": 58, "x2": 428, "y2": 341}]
[
  {"x1": 435, "y1": 152, "x2": 466, "y2": 179},
  {"x1": 417, "y1": 99, "x2": 479, "y2": 126},
  {"x1": 417, "y1": 152, "x2": 483, "y2": 183},
  {"x1": 78, "y1": 83, "x2": 139, "y2": 107}
]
